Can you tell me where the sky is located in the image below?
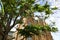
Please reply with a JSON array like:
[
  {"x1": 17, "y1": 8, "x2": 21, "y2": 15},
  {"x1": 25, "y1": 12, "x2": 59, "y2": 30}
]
[
  {"x1": 45, "y1": 0, "x2": 60, "y2": 40},
  {"x1": 35, "y1": 0, "x2": 60, "y2": 40},
  {"x1": 11, "y1": 0, "x2": 60, "y2": 40},
  {"x1": 0, "y1": 0, "x2": 60, "y2": 40},
  {"x1": 7, "y1": 0, "x2": 60, "y2": 40}
]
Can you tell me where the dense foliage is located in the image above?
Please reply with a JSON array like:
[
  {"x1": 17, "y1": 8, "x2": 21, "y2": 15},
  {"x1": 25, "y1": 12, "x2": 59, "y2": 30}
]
[
  {"x1": 17, "y1": 24, "x2": 58, "y2": 37},
  {"x1": 0, "y1": 0, "x2": 58, "y2": 40}
]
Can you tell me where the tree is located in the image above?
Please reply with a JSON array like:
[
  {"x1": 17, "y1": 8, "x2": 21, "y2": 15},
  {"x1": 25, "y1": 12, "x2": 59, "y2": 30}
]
[{"x1": 0, "y1": 0, "x2": 58, "y2": 40}]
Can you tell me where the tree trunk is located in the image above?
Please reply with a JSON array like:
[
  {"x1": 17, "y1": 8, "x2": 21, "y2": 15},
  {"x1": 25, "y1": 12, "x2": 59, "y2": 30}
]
[
  {"x1": 0, "y1": 34, "x2": 8, "y2": 40},
  {"x1": 2, "y1": 34, "x2": 8, "y2": 40},
  {"x1": 0, "y1": 35, "x2": 3, "y2": 40}
]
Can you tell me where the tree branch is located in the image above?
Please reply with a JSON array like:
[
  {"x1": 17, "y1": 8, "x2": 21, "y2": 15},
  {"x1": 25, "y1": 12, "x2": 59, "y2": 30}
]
[
  {"x1": 7, "y1": 15, "x2": 12, "y2": 27},
  {"x1": 10, "y1": 15, "x2": 19, "y2": 29},
  {"x1": 4, "y1": 15, "x2": 19, "y2": 34}
]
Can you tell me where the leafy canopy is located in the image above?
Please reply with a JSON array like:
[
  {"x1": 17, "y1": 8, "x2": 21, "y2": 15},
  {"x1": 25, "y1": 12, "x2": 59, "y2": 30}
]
[{"x1": 0, "y1": 0, "x2": 58, "y2": 37}]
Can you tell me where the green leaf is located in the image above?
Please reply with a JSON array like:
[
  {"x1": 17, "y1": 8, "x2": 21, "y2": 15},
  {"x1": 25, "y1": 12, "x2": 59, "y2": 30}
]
[
  {"x1": 45, "y1": 25, "x2": 51, "y2": 31},
  {"x1": 28, "y1": 0, "x2": 35, "y2": 4},
  {"x1": 43, "y1": 1, "x2": 50, "y2": 8},
  {"x1": 51, "y1": 7, "x2": 58, "y2": 10},
  {"x1": 38, "y1": 6, "x2": 44, "y2": 12},
  {"x1": 45, "y1": 8, "x2": 52, "y2": 15},
  {"x1": 34, "y1": 4, "x2": 45, "y2": 12},
  {"x1": 51, "y1": 27, "x2": 58, "y2": 32}
]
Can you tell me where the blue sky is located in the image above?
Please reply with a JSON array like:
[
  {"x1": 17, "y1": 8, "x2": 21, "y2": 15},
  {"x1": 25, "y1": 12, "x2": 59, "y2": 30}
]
[
  {"x1": 45, "y1": 0, "x2": 60, "y2": 40},
  {"x1": 35, "y1": 0, "x2": 60, "y2": 40},
  {"x1": 10, "y1": 0, "x2": 60, "y2": 40},
  {"x1": 11, "y1": 0, "x2": 60, "y2": 40},
  {"x1": 0, "y1": 0, "x2": 60, "y2": 40}
]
